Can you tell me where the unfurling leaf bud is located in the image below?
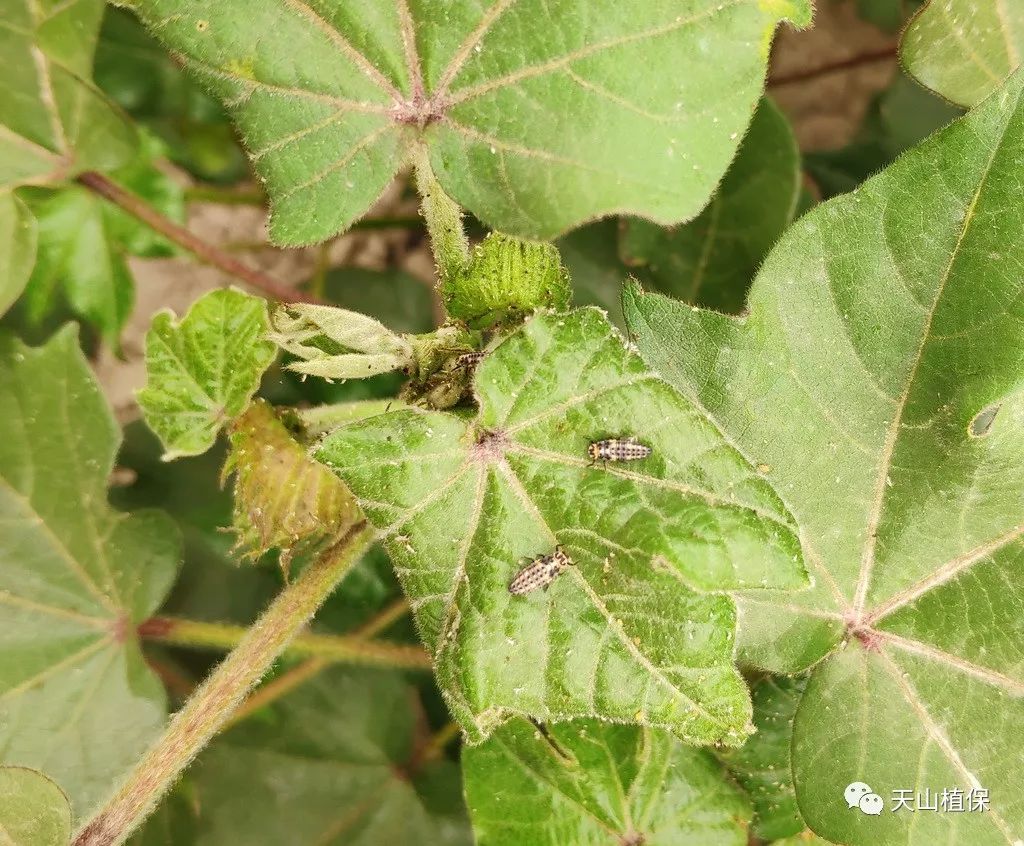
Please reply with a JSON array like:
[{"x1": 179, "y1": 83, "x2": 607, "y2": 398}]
[
  {"x1": 267, "y1": 303, "x2": 414, "y2": 380},
  {"x1": 441, "y1": 232, "x2": 571, "y2": 328}
]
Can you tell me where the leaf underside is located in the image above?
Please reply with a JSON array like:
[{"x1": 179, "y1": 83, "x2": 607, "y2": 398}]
[
  {"x1": 0, "y1": 328, "x2": 180, "y2": 818},
  {"x1": 463, "y1": 717, "x2": 752, "y2": 846},
  {"x1": 129, "y1": 0, "x2": 809, "y2": 243},
  {"x1": 316, "y1": 309, "x2": 805, "y2": 746},
  {"x1": 627, "y1": 70, "x2": 1024, "y2": 845}
]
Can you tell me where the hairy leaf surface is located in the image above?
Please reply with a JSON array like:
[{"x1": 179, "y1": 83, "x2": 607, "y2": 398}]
[
  {"x1": 621, "y1": 97, "x2": 800, "y2": 314},
  {"x1": 626, "y1": 72, "x2": 1024, "y2": 844},
  {"x1": 316, "y1": 309, "x2": 805, "y2": 745},
  {"x1": 902, "y1": 0, "x2": 1024, "y2": 107},
  {"x1": 0, "y1": 328, "x2": 180, "y2": 817},
  {"x1": 138, "y1": 289, "x2": 277, "y2": 459},
  {"x1": 129, "y1": 0, "x2": 809, "y2": 243},
  {"x1": 463, "y1": 718, "x2": 752, "y2": 845}
]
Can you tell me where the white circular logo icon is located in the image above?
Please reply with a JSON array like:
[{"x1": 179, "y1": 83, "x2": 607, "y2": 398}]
[{"x1": 845, "y1": 782, "x2": 884, "y2": 815}]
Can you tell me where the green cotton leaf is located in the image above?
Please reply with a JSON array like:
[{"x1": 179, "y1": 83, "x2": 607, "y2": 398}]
[
  {"x1": 0, "y1": 767, "x2": 72, "y2": 846},
  {"x1": 620, "y1": 97, "x2": 800, "y2": 314},
  {"x1": 151, "y1": 667, "x2": 471, "y2": 846},
  {"x1": 463, "y1": 718, "x2": 752, "y2": 845},
  {"x1": 718, "y1": 676, "x2": 806, "y2": 841},
  {"x1": 0, "y1": 0, "x2": 137, "y2": 189},
  {"x1": 0, "y1": 190, "x2": 37, "y2": 317},
  {"x1": 95, "y1": 8, "x2": 248, "y2": 183},
  {"x1": 315, "y1": 309, "x2": 805, "y2": 745},
  {"x1": 902, "y1": 0, "x2": 1024, "y2": 107},
  {"x1": 138, "y1": 289, "x2": 277, "y2": 460},
  {"x1": 19, "y1": 186, "x2": 135, "y2": 351},
  {"x1": 626, "y1": 70, "x2": 1024, "y2": 845},
  {"x1": 0, "y1": 327, "x2": 181, "y2": 818},
  {"x1": 17, "y1": 134, "x2": 185, "y2": 349},
  {"x1": 127, "y1": 0, "x2": 810, "y2": 244}
]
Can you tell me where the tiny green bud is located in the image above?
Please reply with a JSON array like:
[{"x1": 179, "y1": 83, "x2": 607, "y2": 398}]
[{"x1": 441, "y1": 232, "x2": 571, "y2": 328}]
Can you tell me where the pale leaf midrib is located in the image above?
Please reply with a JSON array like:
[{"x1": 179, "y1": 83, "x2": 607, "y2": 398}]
[
  {"x1": 493, "y1": 735, "x2": 622, "y2": 838},
  {"x1": 876, "y1": 649, "x2": 1018, "y2": 844},
  {"x1": 879, "y1": 631, "x2": 1024, "y2": 694},
  {"x1": 0, "y1": 475, "x2": 118, "y2": 615},
  {"x1": 852, "y1": 106, "x2": 1016, "y2": 619}
]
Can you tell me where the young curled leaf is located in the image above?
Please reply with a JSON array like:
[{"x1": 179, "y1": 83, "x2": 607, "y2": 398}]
[
  {"x1": 138, "y1": 288, "x2": 276, "y2": 459},
  {"x1": 225, "y1": 400, "x2": 362, "y2": 571},
  {"x1": 442, "y1": 233, "x2": 571, "y2": 329},
  {"x1": 268, "y1": 302, "x2": 414, "y2": 380}
]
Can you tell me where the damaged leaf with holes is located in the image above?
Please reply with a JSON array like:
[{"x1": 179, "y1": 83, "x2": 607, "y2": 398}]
[
  {"x1": 626, "y1": 70, "x2": 1024, "y2": 846},
  {"x1": 0, "y1": 328, "x2": 181, "y2": 818},
  {"x1": 225, "y1": 400, "x2": 363, "y2": 572},
  {"x1": 315, "y1": 309, "x2": 806, "y2": 746},
  {"x1": 128, "y1": 0, "x2": 810, "y2": 243}
]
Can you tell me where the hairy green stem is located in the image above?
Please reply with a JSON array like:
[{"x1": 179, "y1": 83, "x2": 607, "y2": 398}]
[
  {"x1": 73, "y1": 523, "x2": 375, "y2": 846},
  {"x1": 138, "y1": 613, "x2": 430, "y2": 670},
  {"x1": 224, "y1": 657, "x2": 330, "y2": 730},
  {"x1": 412, "y1": 146, "x2": 469, "y2": 285}
]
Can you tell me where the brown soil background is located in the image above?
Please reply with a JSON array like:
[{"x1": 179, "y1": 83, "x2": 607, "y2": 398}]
[{"x1": 95, "y1": 0, "x2": 901, "y2": 417}]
